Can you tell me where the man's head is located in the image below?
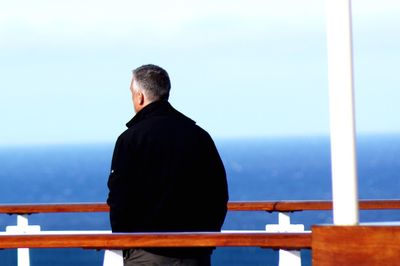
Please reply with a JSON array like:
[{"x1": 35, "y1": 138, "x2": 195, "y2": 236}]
[{"x1": 130, "y1": 64, "x2": 171, "y2": 113}]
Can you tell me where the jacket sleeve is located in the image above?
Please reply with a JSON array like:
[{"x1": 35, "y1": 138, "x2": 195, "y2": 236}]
[
  {"x1": 106, "y1": 135, "x2": 141, "y2": 232},
  {"x1": 197, "y1": 131, "x2": 229, "y2": 231}
]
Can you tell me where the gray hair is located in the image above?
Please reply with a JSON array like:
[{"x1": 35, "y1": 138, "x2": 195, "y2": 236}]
[{"x1": 132, "y1": 64, "x2": 171, "y2": 101}]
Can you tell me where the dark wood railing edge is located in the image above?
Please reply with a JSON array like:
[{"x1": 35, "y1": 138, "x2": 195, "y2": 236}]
[
  {"x1": 0, "y1": 232, "x2": 311, "y2": 250},
  {"x1": 0, "y1": 199, "x2": 399, "y2": 214}
]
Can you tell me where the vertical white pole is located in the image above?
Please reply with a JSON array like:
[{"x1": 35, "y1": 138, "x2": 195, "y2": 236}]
[
  {"x1": 278, "y1": 212, "x2": 291, "y2": 226},
  {"x1": 103, "y1": 250, "x2": 123, "y2": 266},
  {"x1": 325, "y1": 0, "x2": 359, "y2": 225},
  {"x1": 277, "y1": 213, "x2": 302, "y2": 266},
  {"x1": 17, "y1": 215, "x2": 30, "y2": 266}
]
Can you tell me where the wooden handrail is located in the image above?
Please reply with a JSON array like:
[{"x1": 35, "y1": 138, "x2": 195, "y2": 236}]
[
  {"x1": 0, "y1": 200, "x2": 399, "y2": 215},
  {"x1": 0, "y1": 232, "x2": 311, "y2": 250},
  {"x1": 0, "y1": 203, "x2": 108, "y2": 214},
  {"x1": 312, "y1": 225, "x2": 400, "y2": 265},
  {"x1": 229, "y1": 199, "x2": 400, "y2": 211}
]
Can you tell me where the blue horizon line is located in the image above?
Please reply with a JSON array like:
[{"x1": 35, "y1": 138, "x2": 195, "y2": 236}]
[{"x1": 0, "y1": 132, "x2": 399, "y2": 149}]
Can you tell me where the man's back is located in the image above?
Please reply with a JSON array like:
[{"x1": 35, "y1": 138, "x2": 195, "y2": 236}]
[{"x1": 107, "y1": 100, "x2": 228, "y2": 258}]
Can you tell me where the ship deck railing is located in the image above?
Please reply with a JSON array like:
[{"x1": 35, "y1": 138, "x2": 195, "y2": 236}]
[{"x1": 0, "y1": 199, "x2": 400, "y2": 266}]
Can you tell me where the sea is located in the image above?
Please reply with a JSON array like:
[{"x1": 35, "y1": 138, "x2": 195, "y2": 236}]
[{"x1": 0, "y1": 135, "x2": 399, "y2": 266}]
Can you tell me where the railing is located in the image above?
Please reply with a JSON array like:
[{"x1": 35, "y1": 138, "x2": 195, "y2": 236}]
[
  {"x1": 0, "y1": 232, "x2": 312, "y2": 249},
  {"x1": 2, "y1": 199, "x2": 400, "y2": 214},
  {"x1": 1, "y1": 199, "x2": 400, "y2": 266}
]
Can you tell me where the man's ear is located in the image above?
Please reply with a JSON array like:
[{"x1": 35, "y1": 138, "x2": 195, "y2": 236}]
[{"x1": 138, "y1": 91, "x2": 145, "y2": 105}]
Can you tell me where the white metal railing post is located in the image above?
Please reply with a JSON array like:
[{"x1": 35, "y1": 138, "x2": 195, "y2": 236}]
[
  {"x1": 5, "y1": 214, "x2": 41, "y2": 266},
  {"x1": 103, "y1": 249, "x2": 123, "y2": 266},
  {"x1": 325, "y1": 0, "x2": 359, "y2": 225},
  {"x1": 17, "y1": 215, "x2": 30, "y2": 266},
  {"x1": 265, "y1": 212, "x2": 304, "y2": 266}
]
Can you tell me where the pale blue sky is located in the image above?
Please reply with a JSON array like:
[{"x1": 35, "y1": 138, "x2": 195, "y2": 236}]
[{"x1": 1, "y1": 0, "x2": 399, "y2": 146}]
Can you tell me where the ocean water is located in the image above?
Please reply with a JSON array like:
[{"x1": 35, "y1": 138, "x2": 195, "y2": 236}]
[{"x1": 0, "y1": 135, "x2": 399, "y2": 265}]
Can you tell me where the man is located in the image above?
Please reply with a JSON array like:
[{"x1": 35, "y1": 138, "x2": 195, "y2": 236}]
[{"x1": 107, "y1": 64, "x2": 229, "y2": 266}]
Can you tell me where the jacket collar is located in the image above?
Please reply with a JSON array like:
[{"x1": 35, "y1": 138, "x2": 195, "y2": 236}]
[{"x1": 126, "y1": 100, "x2": 194, "y2": 128}]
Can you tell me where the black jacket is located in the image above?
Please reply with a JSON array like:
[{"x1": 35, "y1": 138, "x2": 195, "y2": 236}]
[{"x1": 107, "y1": 100, "x2": 228, "y2": 257}]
